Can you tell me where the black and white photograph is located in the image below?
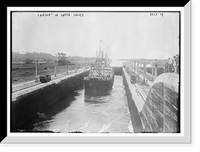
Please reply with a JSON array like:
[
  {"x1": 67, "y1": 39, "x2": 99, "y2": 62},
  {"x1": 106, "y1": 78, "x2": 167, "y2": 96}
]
[{"x1": 3, "y1": 4, "x2": 192, "y2": 144}]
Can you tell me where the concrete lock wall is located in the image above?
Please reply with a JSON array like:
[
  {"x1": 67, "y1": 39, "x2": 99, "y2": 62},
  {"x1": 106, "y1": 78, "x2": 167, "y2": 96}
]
[
  {"x1": 122, "y1": 68, "x2": 180, "y2": 133},
  {"x1": 11, "y1": 71, "x2": 89, "y2": 131},
  {"x1": 122, "y1": 68, "x2": 143, "y2": 133},
  {"x1": 140, "y1": 73, "x2": 180, "y2": 133}
]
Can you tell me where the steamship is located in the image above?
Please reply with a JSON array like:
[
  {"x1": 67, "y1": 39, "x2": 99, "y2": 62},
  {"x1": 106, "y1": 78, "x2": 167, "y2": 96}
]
[{"x1": 84, "y1": 42, "x2": 114, "y2": 97}]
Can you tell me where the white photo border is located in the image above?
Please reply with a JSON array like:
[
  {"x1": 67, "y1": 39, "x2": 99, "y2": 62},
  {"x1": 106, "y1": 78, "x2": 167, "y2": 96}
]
[{"x1": 3, "y1": 3, "x2": 191, "y2": 144}]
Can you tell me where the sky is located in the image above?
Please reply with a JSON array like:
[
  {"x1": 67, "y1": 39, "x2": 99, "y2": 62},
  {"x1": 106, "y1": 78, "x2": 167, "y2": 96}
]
[{"x1": 12, "y1": 12, "x2": 179, "y2": 60}]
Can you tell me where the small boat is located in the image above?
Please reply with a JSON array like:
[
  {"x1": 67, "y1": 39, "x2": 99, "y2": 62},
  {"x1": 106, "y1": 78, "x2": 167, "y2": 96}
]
[{"x1": 84, "y1": 42, "x2": 114, "y2": 97}]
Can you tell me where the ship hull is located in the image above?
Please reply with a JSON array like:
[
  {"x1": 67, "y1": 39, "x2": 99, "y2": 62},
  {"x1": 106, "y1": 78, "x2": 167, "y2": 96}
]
[{"x1": 84, "y1": 77, "x2": 114, "y2": 97}]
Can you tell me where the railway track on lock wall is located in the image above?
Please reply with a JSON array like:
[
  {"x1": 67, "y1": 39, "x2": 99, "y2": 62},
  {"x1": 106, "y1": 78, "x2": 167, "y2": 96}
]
[
  {"x1": 133, "y1": 83, "x2": 148, "y2": 102},
  {"x1": 126, "y1": 70, "x2": 149, "y2": 102},
  {"x1": 12, "y1": 82, "x2": 42, "y2": 93}
]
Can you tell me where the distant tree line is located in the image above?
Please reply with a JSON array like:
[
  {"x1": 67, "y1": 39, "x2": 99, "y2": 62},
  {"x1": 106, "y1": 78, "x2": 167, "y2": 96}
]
[
  {"x1": 12, "y1": 52, "x2": 56, "y2": 63},
  {"x1": 12, "y1": 52, "x2": 97, "y2": 64}
]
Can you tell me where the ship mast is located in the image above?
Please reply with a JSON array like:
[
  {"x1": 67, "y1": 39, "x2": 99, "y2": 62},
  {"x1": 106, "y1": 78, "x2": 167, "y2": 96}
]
[
  {"x1": 98, "y1": 40, "x2": 103, "y2": 78},
  {"x1": 99, "y1": 40, "x2": 103, "y2": 59},
  {"x1": 105, "y1": 46, "x2": 108, "y2": 67}
]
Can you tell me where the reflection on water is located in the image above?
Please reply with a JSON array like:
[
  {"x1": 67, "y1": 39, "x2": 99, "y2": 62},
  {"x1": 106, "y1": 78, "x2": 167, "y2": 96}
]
[{"x1": 21, "y1": 76, "x2": 133, "y2": 133}]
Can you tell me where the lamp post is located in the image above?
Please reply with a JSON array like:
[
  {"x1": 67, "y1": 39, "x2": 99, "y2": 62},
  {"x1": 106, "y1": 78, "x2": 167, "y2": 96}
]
[
  {"x1": 66, "y1": 56, "x2": 69, "y2": 75},
  {"x1": 54, "y1": 60, "x2": 57, "y2": 77},
  {"x1": 138, "y1": 62, "x2": 140, "y2": 74},
  {"x1": 54, "y1": 54, "x2": 59, "y2": 76},
  {"x1": 74, "y1": 60, "x2": 76, "y2": 73},
  {"x1": 35, "y1": 60, "x2": 39, "y2": 82},
  {"x1": 155, "y1": 59, "x2": 158, "y2": 78}
]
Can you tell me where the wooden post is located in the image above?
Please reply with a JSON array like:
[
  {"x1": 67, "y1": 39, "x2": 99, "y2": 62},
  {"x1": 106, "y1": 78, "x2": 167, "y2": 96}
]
[
  {"x1": 155, "y1": 67, "x2": 158, "y2": 78},
  {"x1": 131, "y1": 61, "x2": 133, "y2": 74},
  {"x1": 35, "y1": 60, "x2": 39, "y2": 82},
  {"x1": 136, "y1": 62, "x2": 138, "y2": 74},
  {"x1": 35, "y1": 61, "x2": 38, "y2": 78},
  {"x1": 143, "y1": 62, "x2": 146, "y2": 82},
  {"x1": 138, "y1": 62, "x2": 140, "y2": 74},
  {"x1": 132, "y1": 61, "x2": 134, "y2": 70},
  {"x1": 151, "y1": 64, "x2": 154, "y2": 80},
  {"x1": 74, "y1": 60, "x2": 76, "y2": 73}
]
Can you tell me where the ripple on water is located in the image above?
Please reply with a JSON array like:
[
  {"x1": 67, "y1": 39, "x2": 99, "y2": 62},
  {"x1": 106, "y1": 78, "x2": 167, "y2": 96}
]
[{"x1": 29, "y1": 76, "x2": 134, "y2": 133}]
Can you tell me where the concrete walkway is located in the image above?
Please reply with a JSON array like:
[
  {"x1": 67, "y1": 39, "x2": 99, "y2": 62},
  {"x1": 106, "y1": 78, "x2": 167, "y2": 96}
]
[{"x1": 12, "y1": 68, "x2": 89, "y2": 101}]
